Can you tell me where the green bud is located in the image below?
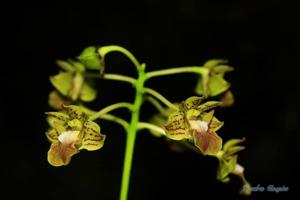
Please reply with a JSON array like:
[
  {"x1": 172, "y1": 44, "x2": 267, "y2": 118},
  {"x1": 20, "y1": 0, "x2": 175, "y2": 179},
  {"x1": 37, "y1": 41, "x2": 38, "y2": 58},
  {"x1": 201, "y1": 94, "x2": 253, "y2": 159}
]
[{"x1": 78, "y1": 46, "x2": 104, "y2": 70}]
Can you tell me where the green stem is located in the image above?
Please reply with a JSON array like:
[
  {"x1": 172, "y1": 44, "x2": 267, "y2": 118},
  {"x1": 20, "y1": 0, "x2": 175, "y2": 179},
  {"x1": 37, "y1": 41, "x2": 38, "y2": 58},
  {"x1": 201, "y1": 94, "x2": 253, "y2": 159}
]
[
  {"x1": 137, "y1": 122, "x2": 165, "y2": 135},
  {"x1": 144, "y1": 87, "x2": 178, "y2": 110},
  {"x1": 80, "y1": 105, "x2": 129, "y2": 129},
  {"x1": 104, "y1": 74, "x2": 137, "y2": 84},
  {"x1": 144, "y1": 96, "x2": 167, "y2": 114},
  {"x1": 145, "y1": 66, "x2": 209, "y2": 80},
  {"x1": 89, "y1": 102, "x2": 133, "y2": 121},
  {"x1": 99, "y1": 114, "x2": 129, "y2": 130},
  {"x1": 99, "y1": 45, "x2": 141, "y2": 71},
  {"x1": 84, "y1": 72, "x2": 137, "y2": 84},
  {"x1": 120, "y1": 65, "x2": 145, "y2": 200}
]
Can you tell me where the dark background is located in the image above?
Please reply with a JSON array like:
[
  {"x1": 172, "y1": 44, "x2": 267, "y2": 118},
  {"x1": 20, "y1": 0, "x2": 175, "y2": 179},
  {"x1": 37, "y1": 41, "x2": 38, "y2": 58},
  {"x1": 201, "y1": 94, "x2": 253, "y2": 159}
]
[{"x1": 2, "y1": 0, "x2": 299, "y2": 199}]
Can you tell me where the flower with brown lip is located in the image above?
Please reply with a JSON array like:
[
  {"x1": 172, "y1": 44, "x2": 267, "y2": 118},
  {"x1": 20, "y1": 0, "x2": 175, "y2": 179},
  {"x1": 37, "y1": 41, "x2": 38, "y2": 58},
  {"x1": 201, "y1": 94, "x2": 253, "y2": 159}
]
[
  {"x1": 46, "y1": 105, "x2": 106, "y2": 166},
  {"x1": 164, "y1": 96, "x2": 223, "y2": 155}
]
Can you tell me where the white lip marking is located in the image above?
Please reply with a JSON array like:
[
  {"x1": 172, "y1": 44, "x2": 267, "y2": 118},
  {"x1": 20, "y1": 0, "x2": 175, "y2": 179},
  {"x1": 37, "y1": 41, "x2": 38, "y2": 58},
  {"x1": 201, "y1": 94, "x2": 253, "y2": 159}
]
[
  {"x1": 58, "y1": 130, "x2": 80, "y2": 144},
  {"x1": 189, "y1": 120, "x2": 208, "y2": 132}
]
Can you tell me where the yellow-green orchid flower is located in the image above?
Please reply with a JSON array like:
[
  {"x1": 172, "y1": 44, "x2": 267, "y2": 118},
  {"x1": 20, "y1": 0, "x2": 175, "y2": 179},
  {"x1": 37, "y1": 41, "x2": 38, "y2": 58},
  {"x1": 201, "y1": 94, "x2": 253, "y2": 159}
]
[
  {"x1": 216, "y1": 138, "x2": 251, "y2": 195},
  {"x1": 164, "y1": 96, "x2": 223, "y2": 156},
  {"x1": 46, "y1": 105, "x2": 106, "y2": 167},
  {"x1": 49, "y1": 60, "x2": 97, "y2": 109},
  {"x1": 195, "y1": 59, "x2": 235, "y2": 107}
]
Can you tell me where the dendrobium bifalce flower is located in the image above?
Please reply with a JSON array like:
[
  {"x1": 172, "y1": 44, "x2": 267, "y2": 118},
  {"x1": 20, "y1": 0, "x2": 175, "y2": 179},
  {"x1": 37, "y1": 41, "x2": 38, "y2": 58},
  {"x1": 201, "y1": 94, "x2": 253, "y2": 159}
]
[{"x1": 45, "y1": 105, "x2": 106, "y2": 167}]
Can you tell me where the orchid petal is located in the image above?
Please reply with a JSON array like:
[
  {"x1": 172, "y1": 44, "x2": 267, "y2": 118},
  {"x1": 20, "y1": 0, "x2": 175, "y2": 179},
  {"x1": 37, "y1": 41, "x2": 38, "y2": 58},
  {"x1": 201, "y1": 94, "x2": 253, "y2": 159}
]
[
  {"x1": 193, "y1": 130, "x2": 222, "y2": 155},
  {"x1": 217, "y1": 155, "x2": 238, "y2": 182},
  {"x1": 164, "y1": 111, "x2": 190, "y2": 140},
  {"x1": 46, "y1": 129, "x2": 59, "y2": 143},
  {"x1": 209, "y1": 117, "x2": 224, "y2": 131},
  {"x1": 70, "y1": 72, "x2": 84, "y2": 101},
  {"x1": 201, "y1": 110, "x2": 215, "y2": 124},
  {"x1": 62, "y1": 105, "x2": 87, "y2": 121},
  {"x1": 46, "y1": 112, "x2": 69, "y2": 127},
  {"x1": 220, "y1": 90, "x2": 234, "y2": 107},
  {"x1": 213, "y1": 65, "x2": 234, "y2": 77},
  {"x1": 184, "y1": 96, "x2": 205, "y2": 109},
  {"x1": 80, "y1": 121, "x2": 106, "y2": 151},
  {"x1": 48, "y1": 90, "x2": 71, "y2": 110},
  {"x1": 46, "y1": 112, "x2": 69, "y2": 133},
  {"x1": 50, "y1": 72, "x2": 73, "y2": 96},
  {"x1": 56, "y1": 60, "x2": 74, "y2": 72},
  {"x1": 204, "y1": 59, "x2": 228, "y2": 69},
  {"x1": 208, "y1": 75, "x2": 230, "y2": 96},
  {"x1": 47, "y1": 142, "x2": 78, "y2": 167},
  {"x1": 223, "y1": 138, "x2": 246, "y2": 151},
  {"x1": 198, "y1": 101, "x2": 222, "y2": 112},
  {"x1": 80, "y1": 82, "x2": 97, "y2": 102}
]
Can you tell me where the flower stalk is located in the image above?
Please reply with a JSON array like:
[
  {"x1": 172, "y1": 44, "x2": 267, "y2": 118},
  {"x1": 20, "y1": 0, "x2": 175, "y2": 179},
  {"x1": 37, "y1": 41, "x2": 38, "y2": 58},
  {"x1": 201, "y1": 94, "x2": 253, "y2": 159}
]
[{"x1": 120, "y1": 64, "x2": 146, "y2": 200}]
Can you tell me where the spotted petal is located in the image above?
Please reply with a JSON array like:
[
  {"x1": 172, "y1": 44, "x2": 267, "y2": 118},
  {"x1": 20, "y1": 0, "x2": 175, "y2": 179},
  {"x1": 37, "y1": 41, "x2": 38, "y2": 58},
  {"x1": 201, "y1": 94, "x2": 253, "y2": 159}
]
[
  {"x1": 46, "y1": 112, "x2": 69, "y2": 133},
  {"x1": 198, "y1": 101, "x2": 222, "y2": 112},
  {"x1": 193, "y1": 130, "x2": 222, "y2": 155},
  {"x1": 80, "y1": 121, "x2": 106, "y2": 151},
  {"x1": 164, "y1": 111, "x2": 190, "y2": 140},
  {"x1": 46, "y1": 112, "x2": 69, "y2": 127},
  {"x1": 62, "y1": 105, "x2": 87, "y2": 121},
  {"x1": 46, "y1": 129, "x2": 59, "y2": 143},
  {"x1": 184, "y1": 96, "x2": 205, "y2": 110}
]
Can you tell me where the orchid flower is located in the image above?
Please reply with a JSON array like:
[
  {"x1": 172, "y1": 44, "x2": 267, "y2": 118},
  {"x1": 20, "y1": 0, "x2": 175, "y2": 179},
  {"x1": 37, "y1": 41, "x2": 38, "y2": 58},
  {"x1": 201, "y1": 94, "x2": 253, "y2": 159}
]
[
  {"x1": 46, "y1": 105, "x2": 106, "y2": 166},
  {"x1": 164, "y1": 96, "x2": 223, "y2": 155}
]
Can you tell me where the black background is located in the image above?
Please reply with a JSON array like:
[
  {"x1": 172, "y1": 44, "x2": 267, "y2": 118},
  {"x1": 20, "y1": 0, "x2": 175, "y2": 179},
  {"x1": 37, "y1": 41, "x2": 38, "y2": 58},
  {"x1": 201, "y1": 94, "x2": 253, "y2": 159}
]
[{"x1": 2, "y1": 0, "x2": 300, "y2": 199}]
